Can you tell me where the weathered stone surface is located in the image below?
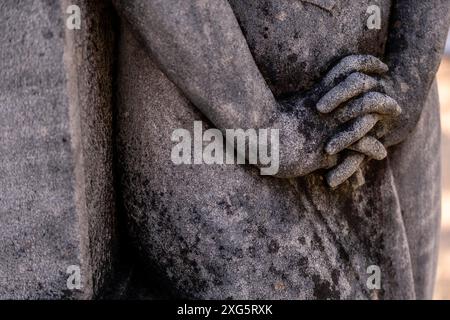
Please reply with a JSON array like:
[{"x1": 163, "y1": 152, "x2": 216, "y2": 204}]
[
  {"x1": 389, "y1": 81, "x2": 441, "y2": 299},
  {"x1": 115, "y1": 23, "x2": 410, "y2": 299},
  {"x1": 0, "y1": 0, "x2": 116, "y2": 298},
  {"x1": 1, "y1": 0, "x2": 449, "y2": 300},
  {"x1": 228, "y1": 0, "x2": 392, "y2": 97},
  {"x1": 113, "y1": 0, "x2": 449, "y2": 299}
]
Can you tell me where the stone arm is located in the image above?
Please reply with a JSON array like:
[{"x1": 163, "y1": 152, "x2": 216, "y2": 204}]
[
  {"x1": 382, "y1": 0, "x2": 450, "y2": 146},
  {"x1": 112, "y1": 0, "x2": 392, "y2": 180},
  {"x1": 113, "y1": 0, "x2": 332, "y2": 178},
  {"x1": 113, "y1": 0, "x2": 277, "y2": 131}
]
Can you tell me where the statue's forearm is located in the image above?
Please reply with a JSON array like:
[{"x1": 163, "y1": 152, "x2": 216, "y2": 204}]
[
  {"x1": 383, "y1": 0, "x2": 450, "y2": 146},
  {"x1": 113, "y1": 0, "x2": 277, "y2": 130}
]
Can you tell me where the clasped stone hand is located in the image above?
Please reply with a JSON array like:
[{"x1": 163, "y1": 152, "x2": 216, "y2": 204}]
[{"x1": 271, "y1": 55, "x2": 401, "y2": 187}]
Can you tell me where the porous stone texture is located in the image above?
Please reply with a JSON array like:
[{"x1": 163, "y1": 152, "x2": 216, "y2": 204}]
[
  {"x1": 228, "y1": 0, "x2": 392, "y2": 97},
  {"x1": 0, "y1": 0, "x2": 116, "y2": 298},
  {"x1": 389, "y1": 81, "x2": 442, "y2": 299},
  {"x1": 113, "y1": 0, "x2": 448, "y2": 299},
  {"x1": 62, "y1": 0, "x2": 117, "y2": 297},
  {"x1": 115, "y1": 22, "x2": 412, "y2": 299},
  {"x1": 1, "y1": 0, "x2": 448, "y2": 300}
]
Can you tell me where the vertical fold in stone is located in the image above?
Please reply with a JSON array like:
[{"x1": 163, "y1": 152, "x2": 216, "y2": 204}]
[
  {"x1": 0, "y1": 0, "x2": 116, "y2": 298},
  {"x1": 62, "y1": 0, "x2": 117, "y2": 298}
]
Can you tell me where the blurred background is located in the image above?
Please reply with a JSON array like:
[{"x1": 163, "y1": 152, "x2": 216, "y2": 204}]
[{"x1": 433, "y1": 31, "x2": 450, "y2": 299}]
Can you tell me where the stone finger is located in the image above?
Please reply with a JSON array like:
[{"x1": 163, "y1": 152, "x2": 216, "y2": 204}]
[
  {"x1": 325, "y1": 114, "x2": 380, "y2": 155},
  {"x1": 321, "y1": 55, "x2": 388, "y2": 89},
  {"x1": 336, "y1": 92, "x2": 402, "y2": 123},
  {"x1": 348, "y1": 136, "x2": 387, "y2": 160},
  {"x1": 349, "y1": 168, "x2": 366, "y2": 189},
  {"x1": 326, "y1": 152, "x2": 365, "y2": 188},
  {"x1": 317, "y1": 72, "x2": 378, "y2": 113}
]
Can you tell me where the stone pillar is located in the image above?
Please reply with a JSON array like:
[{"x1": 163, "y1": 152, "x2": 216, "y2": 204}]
[{"x1": 0, "y1": 0, "x2": 116, "y2": 299}]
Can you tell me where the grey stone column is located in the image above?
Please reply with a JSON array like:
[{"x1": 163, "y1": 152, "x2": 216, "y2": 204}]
[{"x1": 0, "y1": 0, "x2": 116, "y2": 299}]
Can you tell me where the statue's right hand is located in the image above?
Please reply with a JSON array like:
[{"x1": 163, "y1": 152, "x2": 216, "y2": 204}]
[
  {"x1": 315, "y1": 55, "x2": 402, "y2": 187},
  {"x1": 271, "y1": 55, "x2": 401, "y2": 183}
]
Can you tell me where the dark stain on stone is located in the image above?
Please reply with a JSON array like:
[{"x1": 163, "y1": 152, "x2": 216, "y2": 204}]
[
  {"x1": 287, "y1": 53, "x2": 298, "y2": 63},
  {"x1": 298, "y1": 256, "x2": 308, "y2": 269},
  {"x1": 268, "y1": 239, "x2": 279, "y2": 253},
  {"x1": 331, "y1": 269, "x2": 340, "y2": 284},
  {"x1": 311, "y1": 274, "x2": 340, "y2": 299},
  {"x1": 42, "y1": 29, "x2": 54, "y2": 39},
  {"x1": 257, "y1": 226, "x2": 267, "y2": 238},
  {"x1": 313, "y1": 232, "x2": 325, "y2": 252},
  {"x1": 298, "y1": 236, "x2": 306, "y2": 245},
  {"x1": 338, "y1": 246, "x2": 350, "y2": 263}
]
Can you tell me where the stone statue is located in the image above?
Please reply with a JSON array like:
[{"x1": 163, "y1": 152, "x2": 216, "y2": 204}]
[
  {"x1": 0, "y1": 0, "x2": 449, "y2": 300},
  {"x1": 112, "y1": 0, "x2": 449, "y2": 299}
]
